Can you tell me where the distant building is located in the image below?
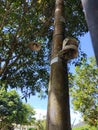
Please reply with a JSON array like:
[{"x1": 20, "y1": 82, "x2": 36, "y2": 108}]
[{"x1": 13, "y1": 124, "x2": 36, "y2": 130}]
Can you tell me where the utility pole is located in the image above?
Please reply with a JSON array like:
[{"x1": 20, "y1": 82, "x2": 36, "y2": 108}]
[
  {"x1": 81, "y1": 0, "x2": 98, "y2": 64},
  {"x1": 46, "y1": 0, "x2": 71, "y2": 130}
]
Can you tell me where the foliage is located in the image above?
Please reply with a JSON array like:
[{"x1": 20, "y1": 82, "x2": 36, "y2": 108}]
[
  {"x1": 70, "y1": 57, "x2": 98, "y2": 127},
  {"x1": 0, "y1": 0, "x2": 88, "y2": 96},
  {"x1": 28, "y1": 128, "x2": 35, "y2": 130},
  {"x1": 0, "y1": 0, "x2": 50, "y2": 97},
  {"x1": 35, "y1": 119, "x2": 46, "y2": 130},
  {"x1": 64, "y1": 0, "x2": 88, "y2": 37},
  {"x1": 0, "y1": 89, "x2": 36, "y2": 129},
  {"x1": 72, "y1": 125, "x2": 96, "y2": 130},
  {"x1": 27, "y1": 119, "x2": 46, "y2": 130}
]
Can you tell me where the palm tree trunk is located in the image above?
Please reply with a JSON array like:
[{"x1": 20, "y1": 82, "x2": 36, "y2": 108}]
[{"x1": 46, "y1": 0, "x2": 71, "y2": 130}]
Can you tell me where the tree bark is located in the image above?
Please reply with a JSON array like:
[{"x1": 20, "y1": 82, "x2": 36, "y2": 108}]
[
  {"x1": 46, "y1": 0, "x2": 71, "y2": 130},
  {"x1": 81, "y1": 0, "x2": 98, "y2": 64}
]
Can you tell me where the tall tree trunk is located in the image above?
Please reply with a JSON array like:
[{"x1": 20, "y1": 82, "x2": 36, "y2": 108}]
[
  {"x1": 81, "y1": 0, "x2": 98, "y2": 64},
  {"x1": 46, "y1": 0, "x2": 71, "y2": 130}
]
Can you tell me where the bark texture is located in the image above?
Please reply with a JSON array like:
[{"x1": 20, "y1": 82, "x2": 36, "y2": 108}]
[{"x1": 46, "y1": 0, "x2": 71, "y2": 130}]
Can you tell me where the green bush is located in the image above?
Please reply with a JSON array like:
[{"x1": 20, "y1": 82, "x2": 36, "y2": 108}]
[
  {"x1": 72, "y1": 125, "x2": 96, "y2": 130},
  {"x1": 28, "y1": 128, "x2": 36, "y2": 130}
]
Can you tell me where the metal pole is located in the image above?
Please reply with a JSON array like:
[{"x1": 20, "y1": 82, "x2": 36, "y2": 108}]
[{"x1": 81, "y1": 0, "x2": 98, "y2": 64}]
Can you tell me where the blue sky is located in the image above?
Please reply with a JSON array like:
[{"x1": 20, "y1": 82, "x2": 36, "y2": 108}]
[
  {"x1": 23, "y1": 32, "x2": 95, "y2": 125},
  {"x1": 79, "y1": 32, "x2": 94, "y2": 57}
]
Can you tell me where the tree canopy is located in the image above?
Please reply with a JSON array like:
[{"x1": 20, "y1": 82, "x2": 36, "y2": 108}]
[
  {"x1": 71, "y1": 58, "x2": 98, "y2": 127},
  {"x1": 0, "y1": 88, "x2": 35, "y2": 129},
  {"x1": 0, "y1": 0, "x2": 88, "y2": 96}
]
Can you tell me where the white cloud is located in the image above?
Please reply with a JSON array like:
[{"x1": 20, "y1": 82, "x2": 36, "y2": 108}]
[
  {"x1": 34, "y1": 109, "x2": 47, "y2": 120},
  {"x1": 70, "y1": 110, "x2": 83, "y2": 126}
]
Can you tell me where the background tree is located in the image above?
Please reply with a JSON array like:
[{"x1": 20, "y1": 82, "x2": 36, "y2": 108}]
[
  {"x1": 0, "y1": 0, "x2": 88, "y2": 97},
  {"x1": 0, "y1": 89, "x2": 36, "y2": 129},
  {"x1": 70, "y1": 57, "x2": 98, "y2": 127}
]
